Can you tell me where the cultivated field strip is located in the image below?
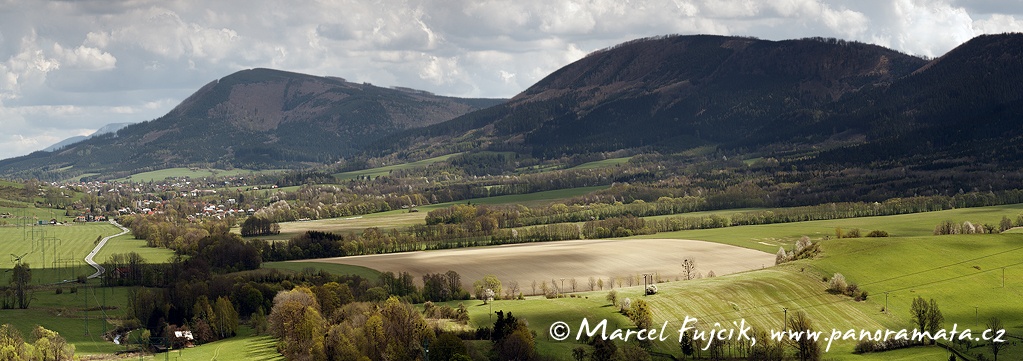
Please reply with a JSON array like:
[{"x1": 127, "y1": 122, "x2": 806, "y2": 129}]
[{"x1": 308, "y1": 238, "x2": 775, "y2": 290}]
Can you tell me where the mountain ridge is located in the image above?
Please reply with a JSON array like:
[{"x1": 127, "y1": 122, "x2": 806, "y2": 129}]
[
  {"x1": 0, "y1": 68, "x2": 504, "y2": 180},
  {"x1": 5, "y1": 33, "x2": 1023, "y2": 181},
  {"x1": 43, "y1": 122, "x2": 134, "y2": 152}
]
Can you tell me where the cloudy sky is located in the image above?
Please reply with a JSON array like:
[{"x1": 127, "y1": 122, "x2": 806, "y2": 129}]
[{"x1": 1, "y1": 0, "x2": 1021, "y2": 160}]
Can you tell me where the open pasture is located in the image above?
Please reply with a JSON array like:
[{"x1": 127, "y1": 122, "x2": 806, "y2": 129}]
[
  {"x1": 334, "y1": 153, "x2": 462, "y2": 180},
  {"x1": 112, "y1": 167, "x2": 285, "y2": 182},
  {"x1": 306, "y1": 238, "x2": 775, "y2": 291},
  {"x1": 0, "y1": 222, "x2": 127, "y2": 283},
  {"x1": 640, "y1": 202, "x2": 1023, "y2": 253},
  {"x1": 91, "y1": 233, "x2": 176, "y2": 264},
  {"x1": 256, "y1": 185, "x2": 608, "y2": 241},
  {"x1": 0, "y1": 284, "x2": 136, "y2": 355},
  {"x1": 568, "y1": 156, "x2": 633, "y2": 170}
]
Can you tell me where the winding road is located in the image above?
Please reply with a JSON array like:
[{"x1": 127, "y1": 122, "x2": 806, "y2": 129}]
[{"x1": 85, "y1": 220, "x2": 130, "y2": 279}]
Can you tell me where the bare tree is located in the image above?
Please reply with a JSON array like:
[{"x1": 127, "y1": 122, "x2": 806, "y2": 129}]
[
  {"x1": 682, "y1": 256, "x2": 697, "y2": 280},
  {"x1": 788, "y1": 311, "x2": 821, "y2": 361},
  {"x1": 988, "y1": 317, "x2": 1007, "y2": 361},
  {"x1": 588, "y1": 276, "x2": 596, "y2": 291},
  {"x1": 570, "y1": 278, "x2": 578, "y2": 292},
  {"x1": 531, "y1": 280, "x2": 537, "y2": 296}
]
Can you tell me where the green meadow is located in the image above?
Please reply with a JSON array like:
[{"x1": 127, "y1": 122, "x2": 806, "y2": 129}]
[
  {"x1": 254, "y1": 185, "x2": 608, "y2": 241},
  {"x1": 262, "y1": 261, "x2": 381, "y2": 280},
  {"x1": 113, "y1": 167, "x2": 286, "y2": 182},
  {"x1": 92, "y1": 233, "x2": 176, "y2": 264},
  {"x1": 638, "y1": 202, "x2": 1023, "y2": 253},
  {"x1": 0, "y1": 283, "x2": 137, "y2": 355},
  {"x1": 0, "y1": 222, "x2": 128, "y2": 283},
  {"x1": 568, "y1": 156, "x2": 633, "y2": 170},
  {"x1": 334, "y1": 153, "x2": 462, "y2": 180}
]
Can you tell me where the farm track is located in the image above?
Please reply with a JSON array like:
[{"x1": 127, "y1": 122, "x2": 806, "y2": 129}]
[{"x1": 85, "y1": 220, "x2": 130, "y2": 279}]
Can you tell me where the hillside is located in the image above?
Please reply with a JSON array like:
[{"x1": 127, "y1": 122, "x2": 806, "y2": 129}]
[
  {"x1": 0, "y1": 68, "x2": 503, "y2": 180},
  {"x1": 379, "y1": 33, "x2": 1023, "y2": 171},
  {"x1": 378, "y1": 34, "x2": 928, "y2": 157}
]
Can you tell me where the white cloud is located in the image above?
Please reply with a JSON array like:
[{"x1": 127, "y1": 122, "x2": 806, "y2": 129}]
[
  {"x1": 868, "y1": 0, "x2": 976, "y2": 57},
  {"x1": 974, "y1": 14, "x2": 1023, "y2": 34},
  {"x1": 53, "y1": 44, "x2": 117, "y2": 70}
]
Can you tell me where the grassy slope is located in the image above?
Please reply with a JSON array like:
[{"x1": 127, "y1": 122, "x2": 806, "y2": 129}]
[
  {"x1": 113, "y1": 168, "x2": 285, "y2": 182},
  {"x1": 424, "y1": 234, "x2": 1022, "y2": 360},
  {"x1": 637, "y1": 202, "x2": 1023, "y2": 253},
  {"x1": 92, "y1": 233, "x2": 176, "y2": 264},
  {"x1": 262, "y1": 261, "x2": 381, "y2": 280},
  {"x1": 334, "y1": 153, "x2": 461, "y2": 180},
  {"x1": 253, "y1": 185, "x2": 608, "y2": 241},
  {"x1": 568, "y1": 156, "x2": 633, "y2": 170},
  {"x1": 0, "y1": 284, "x2": 136, "y2": 355},
  {"x1": 0, "y1": 223, "x2": 129, "y2": 284},
  {"x1": 140, "y1": 326, "x2": 283, "y2": 361},
  {"x1": 262, "y1": 201, "x2": 1023, "y2": 359}
]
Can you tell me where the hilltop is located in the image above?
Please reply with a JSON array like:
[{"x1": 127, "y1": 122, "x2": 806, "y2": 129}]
[{"x1": 0, "y1": 68, "x2": 503, "y2": 180}]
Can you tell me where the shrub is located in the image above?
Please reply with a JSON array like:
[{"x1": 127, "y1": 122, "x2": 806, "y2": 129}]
[
  {"x1": 845, "y1": 283, "x2": 859, "y2": 297},
  {"x1": 827, "y1": 273, "x2": 847, "y2": 294},
  {"x1": 866, "y1": 230, "x2": 889, "y2": 237},
  {"x1": 606, "y1": 290, "x2": 618, "y2": 307},
  {"x1": 845, "y1": 228, "x2": 861, "y2": 238}
]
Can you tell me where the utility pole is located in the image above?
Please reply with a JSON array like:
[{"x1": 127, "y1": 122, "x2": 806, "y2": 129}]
[
  {"x1": 783, "y1": 308, "x2": 788, "y2": 329},
  {"x1": 975, "y1": 306, "x2": 979, "y2": 325},
  {"x1": 84, "y1": 281, "x2": 89, "y2": 336},
  {"x1": 884, "y1": 292, "x2": 889, "y2": 314}
]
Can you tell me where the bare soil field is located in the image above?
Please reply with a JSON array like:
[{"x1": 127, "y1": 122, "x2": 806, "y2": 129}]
[{"x1": 304, "y1": 238, "x2": 775, "y2": 293}]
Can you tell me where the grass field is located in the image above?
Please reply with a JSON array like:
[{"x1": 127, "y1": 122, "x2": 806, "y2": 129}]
[
  {"x1": 334, "y1": 153, "x2": 462, "y2": 180},
  {"x1": 418, "y1": 233, "x2": 1023, "y2": 360},
  {"x1": 0, "y1": 222, "x2": 130, "y2": 284},
  {"x1": 251, "y1": 185, "x2": 608, "y2": 241},
  {"x1": 0, "y1": 283, "x2": 136, "y2": 355},
  {"x1": 92, "y1": 233, "x2": 176, "y2": 264},
  {"x1": 637, "y1": 202, "x2": 1023, "y2": 253},
  {"x1": 0, "y1": 205, "x2": 72, "y2": 225},
  {"x1": 569, "y1": 156, "x2": 633, "y2": 170},
  {"x1": 113, "y1": 167, "x2": 286, "y2": 182},
  {"x1": 135, "y1": 326, "x2": 283, "y2": 361},
  {"x1": 262, "y1": 261, "x2": 381, "y2": 280}
]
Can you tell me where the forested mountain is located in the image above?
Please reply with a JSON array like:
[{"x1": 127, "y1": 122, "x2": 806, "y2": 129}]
[
  {"x1": 377, "y1": 33, "x2": 1023, "y2": 167},
  {"x1": 377, "y1": 34, "x2": 929, "y2": 157},
  {"x1": 4, "y1": 34, "x2": 1022, "y2": 181},
  {"x1": 0, "y1": 68, "x2": 503, "y2": 180}
]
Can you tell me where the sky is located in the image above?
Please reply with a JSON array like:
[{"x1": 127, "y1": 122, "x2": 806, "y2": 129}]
[{"x1": 0, "y1": 0, "x2": 1021, "y2": 161}]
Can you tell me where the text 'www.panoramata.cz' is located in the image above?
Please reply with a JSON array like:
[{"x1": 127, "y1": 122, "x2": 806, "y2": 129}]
[{"x1": 548, "y1": 317, "x2": 1007, "y2": 352}]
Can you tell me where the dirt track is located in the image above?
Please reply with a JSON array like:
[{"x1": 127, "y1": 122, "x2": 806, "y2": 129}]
[{"x1": 304, "y1": 239, "x2": 775, "y2": 293}]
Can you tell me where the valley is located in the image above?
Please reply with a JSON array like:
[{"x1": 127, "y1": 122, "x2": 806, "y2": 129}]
[{"x1": 1, "y1": 32, "x2": 1022, "y2": 361}]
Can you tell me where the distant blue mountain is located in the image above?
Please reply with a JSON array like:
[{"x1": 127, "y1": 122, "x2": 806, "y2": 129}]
[{"x1": 43, "y1": 122, "x2": 134, "y2": 152}]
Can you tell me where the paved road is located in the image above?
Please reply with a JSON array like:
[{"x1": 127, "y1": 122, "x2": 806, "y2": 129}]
[{"x1": 85, "y1": 220, "x2": 130, "y2": 279}]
